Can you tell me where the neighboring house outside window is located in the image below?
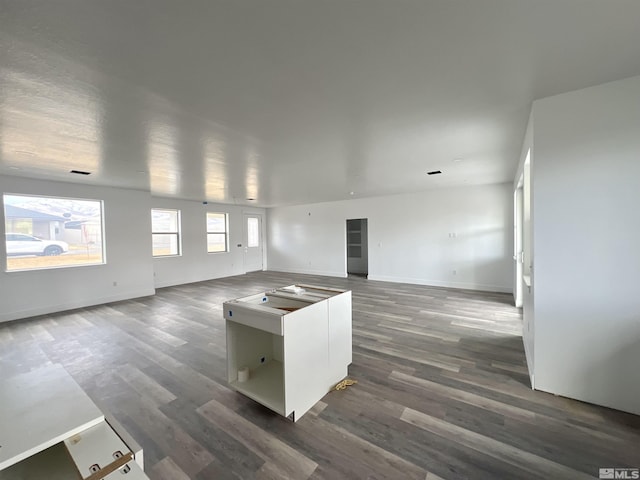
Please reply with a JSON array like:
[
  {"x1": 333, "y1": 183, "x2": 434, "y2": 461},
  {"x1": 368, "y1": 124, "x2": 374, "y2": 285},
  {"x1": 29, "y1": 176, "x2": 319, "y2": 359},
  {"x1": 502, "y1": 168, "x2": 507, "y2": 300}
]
[{"x1": 3, "y1": 194, "x2": 105, "y2": 272}]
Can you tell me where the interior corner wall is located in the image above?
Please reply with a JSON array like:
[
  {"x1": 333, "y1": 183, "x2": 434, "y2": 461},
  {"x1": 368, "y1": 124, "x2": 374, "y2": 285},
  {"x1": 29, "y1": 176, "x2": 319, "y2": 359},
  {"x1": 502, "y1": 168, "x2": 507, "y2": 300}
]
[
  {"x1": 0, "y1": 175, "x2": 155, "y2": 322},
  {"x1": 267, "y1": 184, "x2": 513, "y2": 293},
  {"x1": 150, "y1": 197, "x2": 266, "y2": 288},
  {"x1": 532, "y1": 75, "x2": 640, "y2": 415}
]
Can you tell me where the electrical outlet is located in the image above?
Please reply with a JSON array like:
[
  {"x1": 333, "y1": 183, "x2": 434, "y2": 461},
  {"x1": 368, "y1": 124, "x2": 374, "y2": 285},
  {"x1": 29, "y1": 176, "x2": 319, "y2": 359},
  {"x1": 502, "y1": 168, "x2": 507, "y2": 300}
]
[{"x1": 452, "y1": 270, "x2": 457, "y2": 276}]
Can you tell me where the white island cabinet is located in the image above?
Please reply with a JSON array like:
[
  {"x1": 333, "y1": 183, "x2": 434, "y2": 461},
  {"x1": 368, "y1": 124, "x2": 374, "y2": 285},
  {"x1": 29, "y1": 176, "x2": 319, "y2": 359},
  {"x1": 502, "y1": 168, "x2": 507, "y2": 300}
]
[
  {"x1": 0, "y1": 364, "x2": 148, "y2": 480},
  {"x1": 224, "y1": 284, "x2": 352, "y2": 421}
]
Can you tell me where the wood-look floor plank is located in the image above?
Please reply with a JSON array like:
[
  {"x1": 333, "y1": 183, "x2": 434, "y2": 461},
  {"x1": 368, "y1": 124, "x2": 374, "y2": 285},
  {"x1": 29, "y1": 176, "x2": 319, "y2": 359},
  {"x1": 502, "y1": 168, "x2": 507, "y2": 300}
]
[
  {"x1": 197, "y1": 398, "x2": 318, "y2": 480},
  {"x1": 149, "y1": 457, "x2": 191, "y2": 480},
  {"x1": 116, "y1": 363, "x2": 177, "y2": 406},
  {"x1": 114, "y1": 393, "x2": 215, "y2": 478},
  {"x1": 357, "y1": 342, "x2": 462, "y2": 372},
  {"x1": 388, "y1": 370, "x2": 536, "y2": 422},
  {"x1": 400, "y1": 407, "x2": 594, "y2": 479}
]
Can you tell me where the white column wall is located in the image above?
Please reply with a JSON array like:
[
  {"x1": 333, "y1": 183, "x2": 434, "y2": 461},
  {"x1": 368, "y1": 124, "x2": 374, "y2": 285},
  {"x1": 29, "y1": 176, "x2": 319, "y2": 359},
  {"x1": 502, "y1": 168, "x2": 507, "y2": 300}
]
[
  {"x1": 532, "y1": 75, "x2": 640, "y2": 415},
  {"x1": 268, "y1": 184, "x2": 513, "y2": 293}
]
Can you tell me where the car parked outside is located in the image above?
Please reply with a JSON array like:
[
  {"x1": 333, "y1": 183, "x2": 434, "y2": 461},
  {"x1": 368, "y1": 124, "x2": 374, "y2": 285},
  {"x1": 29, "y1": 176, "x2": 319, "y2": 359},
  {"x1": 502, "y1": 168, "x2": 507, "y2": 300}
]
[{"x1": 5, "y1": 233, "x2": 69, "y2": 256}]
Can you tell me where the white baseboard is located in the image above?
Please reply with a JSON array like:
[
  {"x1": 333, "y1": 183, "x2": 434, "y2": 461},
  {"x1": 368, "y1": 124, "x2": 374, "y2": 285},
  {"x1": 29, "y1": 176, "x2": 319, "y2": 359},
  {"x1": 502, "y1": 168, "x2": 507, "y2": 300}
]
[{"x1": 0, "y1": 288, "x2": 156, "y2": 323}]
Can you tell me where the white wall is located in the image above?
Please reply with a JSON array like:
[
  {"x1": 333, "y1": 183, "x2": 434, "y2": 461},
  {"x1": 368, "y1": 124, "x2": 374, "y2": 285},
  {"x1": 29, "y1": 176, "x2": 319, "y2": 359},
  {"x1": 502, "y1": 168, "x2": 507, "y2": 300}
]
[
  {"x1": 268, "y1": 184, "x2": 513, "y2": 292},
  {"x1": 531, "y1": 75, "x2": 640, "y2": 415},
  {"x1": 150, "y1": 197, "x2": 266, "y2": 288},
  {"x1": 0, "y1": 176, "x2": 267, "y2": 322},
  {"x1": 0, "y1": 175, "x2": 155, "y2": 322}
]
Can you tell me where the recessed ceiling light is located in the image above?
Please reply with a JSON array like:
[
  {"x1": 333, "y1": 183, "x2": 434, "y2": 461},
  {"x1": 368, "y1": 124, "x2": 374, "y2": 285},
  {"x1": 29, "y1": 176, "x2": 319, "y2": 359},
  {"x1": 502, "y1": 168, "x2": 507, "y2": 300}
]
[
  {"x1": 70, "y1": 169, "x2": 91, "y2": 175},
  {"x1": 453, "y1": 157, "x2": 463, "y2": 162},
  {"x1": 349, "y1": 191, "x2": 355, "y2": 195},
  {"x1": 8, "y1": 166, "x2": 21, "y2": 170},
  {"x1": 427, "y1": 170, "x2": 442, "y2": 175}
]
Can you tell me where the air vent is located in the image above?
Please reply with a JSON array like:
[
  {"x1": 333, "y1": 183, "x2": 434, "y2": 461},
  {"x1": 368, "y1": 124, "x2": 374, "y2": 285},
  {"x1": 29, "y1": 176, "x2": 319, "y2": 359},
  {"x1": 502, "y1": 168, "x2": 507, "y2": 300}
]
[
  {"x1": 427, "y1": 170, "x2": 442, "y2": 175},
  {"x1": 70, "y1": 169, "x2": 91, "y2": 175}
]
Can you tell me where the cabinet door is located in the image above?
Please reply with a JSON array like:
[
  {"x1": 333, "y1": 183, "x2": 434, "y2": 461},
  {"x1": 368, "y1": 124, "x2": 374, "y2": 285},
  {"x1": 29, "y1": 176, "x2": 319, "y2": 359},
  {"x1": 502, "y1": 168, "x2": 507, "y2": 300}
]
[
  {"x1": 327, "y1": 292, "x2": 352, "y2": 379},
  {"x1": 283, "y1": 301, "x2": 329, "y2": 420}
]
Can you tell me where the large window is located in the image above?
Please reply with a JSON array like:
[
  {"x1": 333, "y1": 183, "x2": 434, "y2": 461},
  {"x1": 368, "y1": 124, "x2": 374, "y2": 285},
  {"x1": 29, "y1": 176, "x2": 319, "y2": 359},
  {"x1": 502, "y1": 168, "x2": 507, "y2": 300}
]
[
  {"x1": 3, "y1": 193, "x2": 105, "y2": 272},
  {"x1": 207, "y1": 212, "x2": 228, "y2": 253},
  {"x1": 151, "y1": 209, "x2": 181, "y2": 257}
]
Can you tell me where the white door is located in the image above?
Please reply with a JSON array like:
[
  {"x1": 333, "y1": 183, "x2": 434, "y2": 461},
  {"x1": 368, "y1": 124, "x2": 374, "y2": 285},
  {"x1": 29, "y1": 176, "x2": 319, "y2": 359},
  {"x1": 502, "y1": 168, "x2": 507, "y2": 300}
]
[{"x1": 243, "y1": 213, "x2": 264, "y2": 272}]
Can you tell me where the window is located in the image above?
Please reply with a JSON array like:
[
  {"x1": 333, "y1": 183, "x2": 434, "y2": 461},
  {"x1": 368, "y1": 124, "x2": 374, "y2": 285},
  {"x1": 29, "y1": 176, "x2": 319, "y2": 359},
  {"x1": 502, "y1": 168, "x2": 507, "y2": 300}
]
[
  {"x1": 151, "y1": 209, "x2": 181, "y2": 256},
  {"x1": 207, "y1": 212, "x2": 228, "y2": 253},
  {"x1": 247, "y1": 217, "x2": 259, "y2": 248},
  {"x1": 3, "y1": 193, "x2": 105, "y2": 272}
]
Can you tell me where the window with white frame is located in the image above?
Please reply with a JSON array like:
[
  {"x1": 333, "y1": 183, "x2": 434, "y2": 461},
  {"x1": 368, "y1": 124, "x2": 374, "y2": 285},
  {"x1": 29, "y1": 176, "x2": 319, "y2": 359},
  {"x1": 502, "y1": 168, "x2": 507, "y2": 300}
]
[
  {"x1": 247, "y1": 216, "x2": 260, "y2": 248},
  {"x1": 206, "y1": 212, "x2": 228, "y2": 253},
  {"x1": 151, "y1": 208, "x2": 181, "y2": 257},
  {"x1": 3, "y1": 193, "x2": 105, "y2": 272}
]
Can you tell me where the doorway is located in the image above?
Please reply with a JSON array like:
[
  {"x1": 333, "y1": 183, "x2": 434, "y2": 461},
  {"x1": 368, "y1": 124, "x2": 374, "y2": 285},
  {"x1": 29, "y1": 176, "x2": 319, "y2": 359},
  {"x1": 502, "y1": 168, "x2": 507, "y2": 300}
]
[
  {"x1": 514, "y1": 180, "x2": 524, "y2": 308},
  {"x1": 243, "y1": 213, "x2": 264, "y2": 272},
  {"x1": 346, "y1": 219, "x2": 368, "y2": 278}
]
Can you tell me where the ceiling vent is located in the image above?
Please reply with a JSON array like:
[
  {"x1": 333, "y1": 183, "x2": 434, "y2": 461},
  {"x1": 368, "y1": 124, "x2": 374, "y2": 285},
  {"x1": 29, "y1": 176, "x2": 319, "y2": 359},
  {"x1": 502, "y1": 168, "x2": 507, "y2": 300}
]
[
  {"x1": 70, "y1": 169, "x2": 91, "y2": 175},
  {"x1": 427, "y1": 170, "x2": 442, "y2": 175}
]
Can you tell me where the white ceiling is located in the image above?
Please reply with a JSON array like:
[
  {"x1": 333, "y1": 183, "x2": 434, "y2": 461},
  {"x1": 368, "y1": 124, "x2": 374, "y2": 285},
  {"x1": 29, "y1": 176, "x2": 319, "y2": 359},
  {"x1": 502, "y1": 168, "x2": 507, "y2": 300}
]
[{"x1": 1, "y1": 1, "x2": 640, "y2": 207}]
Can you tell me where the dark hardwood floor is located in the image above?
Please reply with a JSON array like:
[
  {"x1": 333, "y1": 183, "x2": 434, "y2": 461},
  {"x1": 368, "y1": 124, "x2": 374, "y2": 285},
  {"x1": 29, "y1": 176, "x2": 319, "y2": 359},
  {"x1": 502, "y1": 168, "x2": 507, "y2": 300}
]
[{"x1": 1, "y1": 271, "x2": 639, "y2": 479}]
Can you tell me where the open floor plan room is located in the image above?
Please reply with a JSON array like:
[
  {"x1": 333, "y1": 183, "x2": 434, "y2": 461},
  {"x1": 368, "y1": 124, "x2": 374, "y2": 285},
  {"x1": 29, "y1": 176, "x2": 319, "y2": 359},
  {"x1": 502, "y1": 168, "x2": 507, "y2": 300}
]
[{"x1": 2, "y1": 2, "x2": 640, "y2": 478}]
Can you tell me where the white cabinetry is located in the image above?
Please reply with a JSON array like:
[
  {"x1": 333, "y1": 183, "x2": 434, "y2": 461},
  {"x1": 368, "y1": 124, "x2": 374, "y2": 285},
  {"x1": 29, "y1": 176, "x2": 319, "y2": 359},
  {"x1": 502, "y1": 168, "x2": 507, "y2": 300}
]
[
  {"x1": 224, "y1": 284, "x2": 352, "y2": 421},
  {"x1": 0, "y1": 364, "x2": 148, "y2": 479}
]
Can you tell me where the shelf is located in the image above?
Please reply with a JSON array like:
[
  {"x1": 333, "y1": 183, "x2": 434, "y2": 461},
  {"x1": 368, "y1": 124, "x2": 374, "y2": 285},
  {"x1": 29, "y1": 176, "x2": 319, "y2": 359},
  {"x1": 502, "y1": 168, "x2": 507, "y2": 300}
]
[{"x1": 229, "y1": 360, "x2": 284, "y2": 416}]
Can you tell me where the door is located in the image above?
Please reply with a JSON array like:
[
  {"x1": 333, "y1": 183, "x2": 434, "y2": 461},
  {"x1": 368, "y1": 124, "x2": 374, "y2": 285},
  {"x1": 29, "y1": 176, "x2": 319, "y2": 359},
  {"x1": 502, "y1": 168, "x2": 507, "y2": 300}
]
[
  {"x1": 514, "y1": 184, "x2": 524, "y2": 307},
  {"x1": 243, "y1": 213, "x2": 264, "y2": 272},
  {"x1": 346, "y1": 219, "x2": 368, "y2": 277}
]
